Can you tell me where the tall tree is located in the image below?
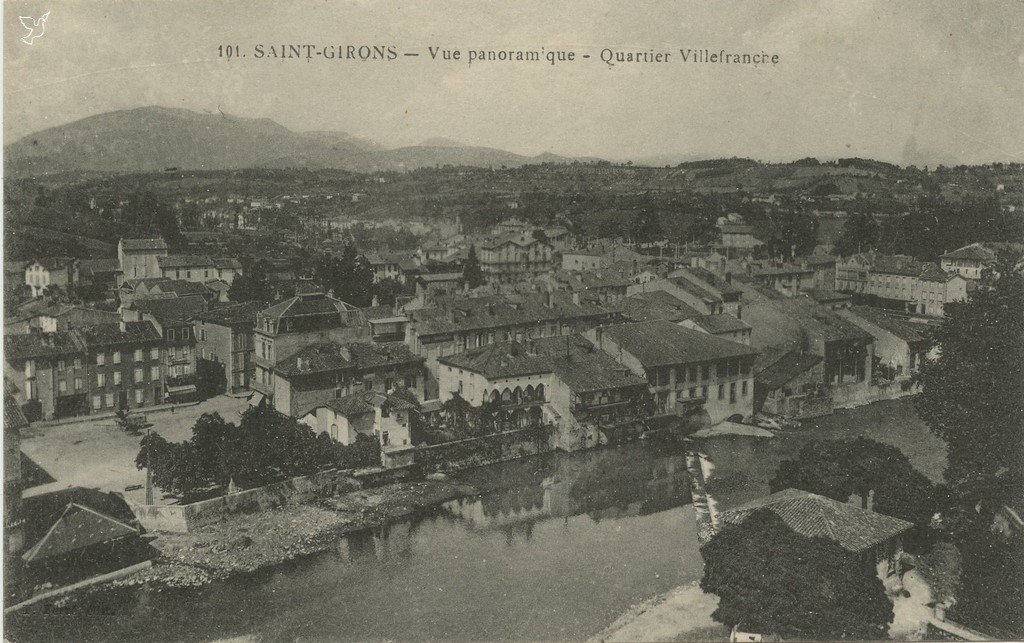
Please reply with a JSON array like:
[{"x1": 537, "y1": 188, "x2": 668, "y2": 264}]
[
  {"x1": 915, "y1": 251, "x2": 1024, "y2": 508},
  {"x1": 835, "y1": 211, "x2": 880, "y2": 257},
  {"x1": 701, "y1": 509, "x2": 894, "y2": 640},
  {"x1": 463, "y1": 245, "x2": 485, "y2": 289}
]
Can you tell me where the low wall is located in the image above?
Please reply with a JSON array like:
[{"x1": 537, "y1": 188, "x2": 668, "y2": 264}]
[
  {"x1": 130, "y1": 465, "x2": 416, "y2": 533},
  {"x1": 411, "y1": 427, "x2": 553, "y2": 473}
]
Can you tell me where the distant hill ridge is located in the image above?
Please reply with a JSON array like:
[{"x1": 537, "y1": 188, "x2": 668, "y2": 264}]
[{"x1": 4, "y1": 106, "x2": 590, "y2": 177}]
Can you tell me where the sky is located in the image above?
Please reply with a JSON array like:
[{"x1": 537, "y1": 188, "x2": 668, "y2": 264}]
[{"x1": 4, "y1": 0, "x2": 1023, "y2": 165}]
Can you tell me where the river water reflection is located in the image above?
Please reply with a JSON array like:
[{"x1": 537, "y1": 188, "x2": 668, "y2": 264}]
[{"x1": 9, "y1": 442, "x2": 704, "y2": 642}]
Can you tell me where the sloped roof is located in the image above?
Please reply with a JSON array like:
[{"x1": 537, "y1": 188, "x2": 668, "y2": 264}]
[
  {"x1": 131, "y1": 295, "x2": 208, "y2": 322},
  {"x1": 194, "y1": 302, "x2": 263, "y2": 327},
  {"x1": 684, "y1": 267, "x2": 744, "y2": 297},
  {"x1": 845, "y1": 306, "x2": 938, "y2": 345},
  {"x1": 439, "y1": 342, "x2": 551, "y2": 379},
  {"x1": 719, "y1": 488, "x2": 913, "y2": 553},
  {"x1": 80, "y1": 321, "x2": 163, "y2": 348},
  {"x1": 410, "y1": 292, "x2": 612, "y2": 338},
  {"x1": 4, "y1": 330, "x2": 88, "y2": 361},
  {"x1": 277, "y1": 341, "x2": 421, "y2": 377},
  {"x1": 214, "y1": 257, "x2": 243, "y2": 270},
  {"x1": 720, "y1": 224, "x2": 757, "y2": 235},
  {"x1": 158, "y1": 254, "x2": 216, "y2": 269},
  {"x1": 260, "y1": 292, "x2": 358, "y2": 321},
  {"x1": 150, "y1": 280, "x2": 212, "y2": 297},
  {"x1": 79, "y1": 258, "x2": 120, "y2": 275},
  {"x1": 22, "y1": 502, "x2": 139, "y2": 563},
  {"x1": 612, "y1": 290, "x2": 702, "y2": 323},
  {"x1": 306, "y1": 388, "x2": 419, "y2": 419},
  {"x1": 5, "y1": 392, "x2": 30, "y2": 432},
  {"x1": 481, "y1": 233, "x2": 549, "y2": 250},
  {"x1": 753, "y1": 350, "x2": 823, "y2": 390},
  {"x1": 598, "y1": 320, "x2": 758, "y2": 368},
  {"x1": 120, "y1": 238, "x2": 167, "y2": 251},
  {"x1": 941, "y1": 242, "x2": 998, "y2": 262},
  {"x1": 689, "y1": 313, "x2": 750, "y2": 334},
  {"x1": 28, "y1": 256, "x2": 76, "y2": 271}
]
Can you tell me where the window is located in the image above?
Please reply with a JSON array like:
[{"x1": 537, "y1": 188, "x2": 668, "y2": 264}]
[
  {"x1": 97, "y1": 373, "x2": 106, "y2": 387},
  {"x1": 74, "y1": 377, "x2": 82, "y2": 391},
  {"x1": 405, "y1": 374, "x2": 416, "y2": 389},
  {"x1": 135, "y1": 368, "x2": 144, "y2": 383},
  {"x1": 200, "y1": 329, "x2": 207, "y2": 341},
  {"x1": 59, "y1": 380, "x2": 68, "y2": 393},
  {"x1": 92, "y1": 395, "x2": 102, "y2": 410},
  {"x1": 718, "y1": 384, "x2": 725, "y2": 400},
  {"x1": 74, "y1": 357, "x2": 82, "y2": 369},
  {"x1": 96, "y1": 353, "x2": 105, "y2": 366},
  {"x1": 135, "y1": 389, "x2": 144, "y2": 404},
  {"x1": 58, "y1": 359, "x2": 66, "y2": 370},
  {"x1": 729, "y1": 382, "x2": 737, "y2": 403},
  {"x1": 151, "y1": 366, "x2": 160, "y2": 380},
  {"x1": 168, "y1": 329, "x2": 176, "y2": 341},
  {"x1": 113, "y1": 351, "x2": 121, "y2": 364},
  {"x1": 104, "y1": 393, "x2": 114, "y2": 408},
  {"x1": 381, "y1": 431, "x2": 390, "y2": 446},
  {"x1": 150, "y1": 348, "x2": 159, "y2": 360},
  {"x1": 702, "y1": 386, "x2": 708, "y2": 399},
  {"x1": 134, "y1": 349, "x2": 143, "y2": 362},
  {"x1": 701, "y1": 365, "x2": 709, "y2": 380},
  {"x1": 381, "y1": 405, "x2": 390, "y2": 418},
  {"x1": 742, "y1": 380, "x2": 748, "y2": 396},
  {"x1": 688, "y1": 387, "x2": 696, "y2": 398},
  {"x1": 113, "y1": 371, "x2": 122, "y2": 385}
]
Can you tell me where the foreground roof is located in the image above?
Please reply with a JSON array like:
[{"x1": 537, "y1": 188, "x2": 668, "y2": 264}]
[
  {"x1": 598, "y1": 320, "x2": 758, "y2": 368},
  {"x1": 22, "y1": 503, "x2": 139, "y2": 563},
  {"x1": 719, "y1": 488, "x2": 913, "y2": 553},
  {"x1": 689, "y1": 313, "x2": 751, "y2": 334}
]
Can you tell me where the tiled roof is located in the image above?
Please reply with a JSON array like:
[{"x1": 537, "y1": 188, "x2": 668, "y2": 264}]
[
  {"x1": 761, "y1": 295, "x2": 874, "y2": 344},
  {"x1": 598, "y1": 320, "x2": 758, "y2": 368},
  {"x1": 410, "y1": 292, "x2": 613, "y2": 339},
  {"x1": 941, "y1": 242, "x2": 998, "y2": 262},
  {"x1": 481, "y1": 233, "x2": 549, "y2": 250},
  {"x1": 753, "y1": 349, "x2": 823, "y2": 390},
  {"x1": 312, "y1": 388, "x2": 419, "y2": 419},
  {"x1": 260, "y1": 292, "x2": 358, "y2": 321},
  {"x1": 4, "y1": 330, "x2": 88, "y2": 361},
  {"x1": 689, "y1": 313, "x2": 751, "y2": 334},
  {"x1": 194, "y1": 302, "x2": 263, "y2": 327},
  {"x1": 80, "y1": 321, "x2": 163, "y2": 349},
  {"x1": 720, "y1": 224, "x2": 756, "y2": 235},
  {"x1": 151, "y1": 280, "x2": 212, "y2": 297},
  {"x1": 277, "y1": 341, "x2": 421, "y2": 377},
  {"x1": 439, "y1": 342, "x2": 551, "y2": 379},
  {"x1": 131, "y1": 295, "x2": 208, "y2": 322},
  {"x1": 668, "y1": 275, "x2": 722, "y2": 304},
  {"x1": 418, "y1": 272, "x2": 463, "y2": 283},
  {"x1": 845, "y1": 306, "x2": 938, "y2": 345},
  {"x1": 28, "y1": 256, "x2": 76, "y2": 271},
  {"x1": 158, "y1": 254, "x2": 216, "y2": 269},
  {"x1": 719, "y1": 488, "x2": 913, "y2": 553},
  {"x1": 613, "y1": 291, "x2": 702, "y2": 323},
  {"x1": 848, "y1": 252, "x2": 949, "y2": 282},
  {"x1": 22, "y1": 503, "x2": 139, "y2": 563},
  {"x1": 120, "y1": 238, "x2": 167, "y2": 251},
  {"x1": 684, "y1": 267, "x2": 743, "y2": 297},
  {"x1": 5, "y1": 392, "x2": 30, "y2": 431}
]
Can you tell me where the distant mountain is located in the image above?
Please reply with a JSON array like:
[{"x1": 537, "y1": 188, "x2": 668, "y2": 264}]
[{"x1": 4, "y1": 106, "x2": 594, "y2": 177}]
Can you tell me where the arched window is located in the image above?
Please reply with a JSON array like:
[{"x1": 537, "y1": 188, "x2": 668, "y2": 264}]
[
  {"x1": 524, "y1": 385, "x2": 535, "y2": 401},
  {"x1": 512, "y1": 386, "x2": 523, "y2": 403},
  {"x1": 501, "y1": 388, "x2": 512, "y2": 402},
  {"x1": 535, "y1": 384, "x2": 545, "y2": 401}
]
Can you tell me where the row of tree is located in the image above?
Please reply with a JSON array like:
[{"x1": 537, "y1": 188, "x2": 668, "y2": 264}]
[{"x1": 135, "y1": 404, "x2": 380, "y2": 502}]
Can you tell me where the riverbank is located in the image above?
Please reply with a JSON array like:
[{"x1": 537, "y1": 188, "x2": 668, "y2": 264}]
[
  {"x1": 593, "y1": 582, "x2": 726, "y2": 642},
  {"x1": 43, "y1": 478, "x2": 476, "y2": 605}
]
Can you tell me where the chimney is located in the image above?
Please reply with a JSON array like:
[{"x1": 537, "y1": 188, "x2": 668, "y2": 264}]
[{"x1": 867, "y1": 489, "x2": 875, "y2": 512}]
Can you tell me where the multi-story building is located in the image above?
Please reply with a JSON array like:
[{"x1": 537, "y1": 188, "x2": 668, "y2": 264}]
[
  {"x1": 271, "y1": 341, "x2": 425, "y2": 417},
  {"x1": 748, "y1": 262, "x2": 816, "y2": 297},
  {"x1": 404, "y1": 292, "x2": 617, "y2": 397},
  {"x1": 631, "y1": 267, "x2": 742, "y2": 318},
  {"x1": 117, "y1": 238, "x2": 168, "y2": 281},
  {"x1": 479, "y1": 233, "x2": 554, "y2": 284},
  {"x1": 681, "y1": 314, "x2": 753, "y2": 345},
  {"x1": 124, "y1": 296, "x2": 208, "y2": 401},
  {"x1": 251, "y1": 290, "x2": 371, "y2": 403},
  {"x1": 587, "y1": 320, "x2": 759, "y2": 424},
  {"x1": 80, "y1": 322, "x2": 167, "y2": 413},
  {"x1": 719, "y1": 223, "x2": 763, "y2": 252},
  {"x1": 24, "y1": 257, "x2": 79, "y2": 298},
  {"x1": 438, "y1": 334, "x2": 651, "y2": 450},
  {"x1": 836, "y1": 252, "x2": 968, "y2": 317},
  {"x1": 838, "y1": 306, "x2": 940, "y2": 380},
  {"x1": 193, "y1": 302, "x2": 261, "y2": 393},
  {"x1": 158, "y1": 255, "x2": 219, "y2": 283},
  {"x1": 940, "y1": 242, "x2": 1024, "y2": 280},
  {"x1": 3, "y1": 330, "x2": 89, "y2": 421}
]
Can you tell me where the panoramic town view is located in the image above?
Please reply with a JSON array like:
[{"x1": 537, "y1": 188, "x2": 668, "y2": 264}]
[{"x1": 2, "y1": 1, "x2": 1023, "y2": 641}]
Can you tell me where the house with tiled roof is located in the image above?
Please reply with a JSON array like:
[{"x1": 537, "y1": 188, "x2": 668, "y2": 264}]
[
  {"x1": 405, "y1": 291, "x2": 618, "y2": 398},
  {"x1": 680, "y1": 313, "x2": 752, "y2": 345},
  {"x1": 836, "y1": 252, "x2": 968, "y2": 317},
  {"x1": 839, "y1": 306, "x2": 940, "y2": 381},
  {"x1": 588, "y1": 320, "x2": 759, "y2": 422},
  {"x1": 123, "y1": 296, "x2": 209, "y2": 400},
  {"x1": 299, "y1": 388, "x2": 419, "y2": 451},
  {"x1": 718, "y1": 488, "x2": 913, "y2": 576},
  {"x1": 23, "y1": 257, "x2": 80, "y2": 298},
  {"x1": 4, "y1": 330, "x2": 90, "y2": 421},
  {"x1": 940, "y1": 241, "x2": 1024, "y2": 280},
  {"x1": 719, "y1": 223, "x2": 763, "y2": 252},
  {"x1": 117, "y1": 238, "x2": 168, "y2": 280},
  {"x1": 268, "y1": 340, "x2": 424, "y2": 417},
  {"x1": 438, "y1": 334, "x2": 650, "y2": 450},
  {"x1": 752, "y1": 347, "x2": 829, "y2": 418},
  {"x1": 158, "y1": 255, "x2": 218, "y2": 283},
  {"x1": 479, "y1": 232, "x2": 554, "y2": 284},
  {"x1": 251, "y1": 291, "x2": 373, "y2": 403}
]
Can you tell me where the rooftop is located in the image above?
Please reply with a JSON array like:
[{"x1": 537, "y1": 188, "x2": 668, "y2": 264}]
[
  {"x1": 753, "y1": 349, "x2": 823, "y2": 390},
  {"x1": 158, "y1": 254, "x2": 216, "y2": 269},
  {"x1": 22, "y1": 503, "x2": 139, "y2": 563},
  {"x1": 4, "y1": 330, "x2": 88, "y2": 361},
  {"x1": 194, "y1": 302, "x2": 264, "y2": 327},
  {"x1": 410, "y1": 292, "x2": 612, "y2": 338},
  {"x1": 613, "y1": 290, "x2": 702, "y2": 323},
  {"x1": 689, "y1": 313, "x2": 751, "y2": 334},
  {"x1": 80, "y1": 321, "x2": 164, "y2": 349},
  {"x1": 719, "y1": 488, "x2": 913, "y2": 553},
  {"x1": 131, "y1": 295, "x2": 208, "y2": 323},
  {"x1": 845, "y1": 305, "x2": 938, "y2": 345},
  {"x1": 260, "y1": 292, "x2": 359, "y2": 321},
  {"x1": 598, "y1": 320, "x2": 758, "y2": 368},
  {"x1": 276, "y1": 341, "x2": 421, "y2": 377},
  {"x1": 120, "y1": 238, "x2": 167, "y2": 252}
]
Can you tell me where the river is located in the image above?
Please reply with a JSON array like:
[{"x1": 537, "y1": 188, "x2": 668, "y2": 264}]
[{"x1": 9, "y1": 442, "x2": 706, "y2": 642}]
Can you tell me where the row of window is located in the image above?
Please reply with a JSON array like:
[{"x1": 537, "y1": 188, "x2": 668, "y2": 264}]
[
  {"x1": 96, "y1": 367, "x2": 161, "y2": 387},
  {"x1": 648, "y1": 360, "x2": 751, "y2": 386},
  {"x1": 91, "y1": 388, "x2": 150, "y2": 410},
  {"x1": 95, "y1": 348, "x2": 160, "y2": 366}
]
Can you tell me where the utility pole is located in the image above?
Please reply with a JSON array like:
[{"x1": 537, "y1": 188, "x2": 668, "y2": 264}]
[{"x1": 142, "y1": 415, "x2": 155, "y2": 505}]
